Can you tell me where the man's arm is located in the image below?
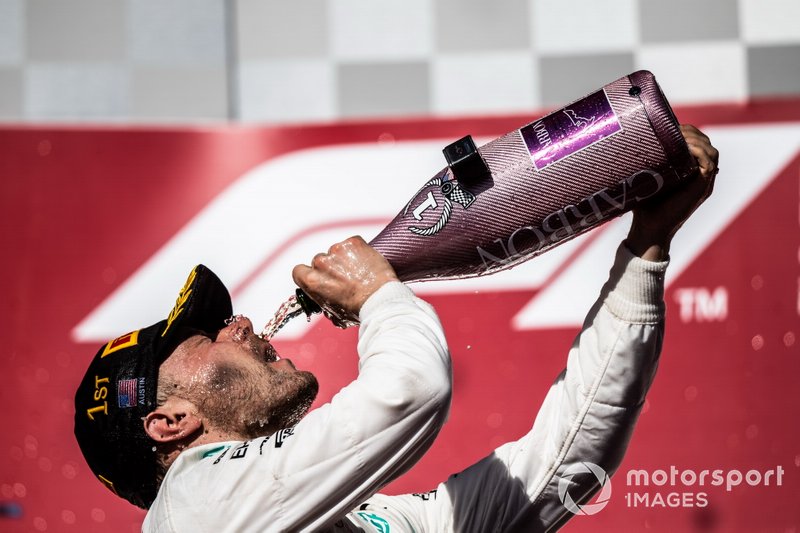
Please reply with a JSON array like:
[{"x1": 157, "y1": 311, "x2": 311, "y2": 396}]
[
  {"x1": 522, "y1": 124, "x2": 719, "y2": 530},
  {"x1": 271, "y1": 245, "x2": 453, "y2": 530},
  {"x1": 362, "y1": 125, "x2": 719, "y2": 532}
]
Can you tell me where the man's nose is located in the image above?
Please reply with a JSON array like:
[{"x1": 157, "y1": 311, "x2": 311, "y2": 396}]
[{"x1": 218, "y1": 315, "x2": 254, "y2": 342}]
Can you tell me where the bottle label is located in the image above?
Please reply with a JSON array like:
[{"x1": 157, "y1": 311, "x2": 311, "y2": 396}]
[{"x1": 520, "y1": 89, "x2": 622, "y2": 170}]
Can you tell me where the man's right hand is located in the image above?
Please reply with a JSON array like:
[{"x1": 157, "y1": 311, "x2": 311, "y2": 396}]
[{"x1": 292, "y1": 236, "x2": 399, "y2": 327}]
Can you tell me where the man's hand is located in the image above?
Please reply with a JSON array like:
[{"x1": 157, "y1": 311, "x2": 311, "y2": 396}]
[
  {"x1": 292, "y1": 236, "x2": 399, "y2": 327},
  {"x1": 627, "y1": 124, "x2": 720, "y2": 261}
]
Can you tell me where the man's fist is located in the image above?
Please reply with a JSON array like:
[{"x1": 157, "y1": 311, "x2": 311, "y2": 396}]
[{"x1": 292, "y1": 236, "x2": 399, "y2": 327}]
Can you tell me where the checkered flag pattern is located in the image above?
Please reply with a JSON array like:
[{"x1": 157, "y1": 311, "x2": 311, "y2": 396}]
[
  {"x1": 444, "y1": 183, "x2": 476, "y2": 208},
  {"x1": 0, "y1": 0, "x2": 798, "y2": 122}
]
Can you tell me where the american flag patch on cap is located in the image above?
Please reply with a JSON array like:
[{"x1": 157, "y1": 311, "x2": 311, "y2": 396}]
[{"x1": 117, "y1": 378, "x2": 142, "y2": 408}]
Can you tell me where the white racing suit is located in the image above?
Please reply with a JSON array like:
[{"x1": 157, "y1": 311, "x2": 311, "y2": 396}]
[{"x1": 143, "y1": 243, "x2": 667, "y2": 532}]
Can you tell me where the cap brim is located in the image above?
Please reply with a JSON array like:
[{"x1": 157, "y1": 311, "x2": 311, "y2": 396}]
[{"x1": 152, "y1": 264, "x2": 234, "y2": 362}]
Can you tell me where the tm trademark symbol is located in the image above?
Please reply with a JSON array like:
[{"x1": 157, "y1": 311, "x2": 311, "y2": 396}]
[{"x1": 673, "y1": 287, "x2": 729, "y2": 323}]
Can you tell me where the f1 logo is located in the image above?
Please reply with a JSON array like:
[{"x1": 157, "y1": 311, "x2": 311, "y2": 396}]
[{"x1": 73, "y1": 123, "x2": 800, "y2": 342}]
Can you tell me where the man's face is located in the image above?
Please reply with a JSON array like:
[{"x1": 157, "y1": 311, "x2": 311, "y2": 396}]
[{"x1": 160, "y1": 316, "x2": 319, "y2": 439}]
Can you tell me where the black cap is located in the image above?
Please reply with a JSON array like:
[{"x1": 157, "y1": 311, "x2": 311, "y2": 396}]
[{"x1": 74, "y1": 265, "x2": 233, "y2": 509}]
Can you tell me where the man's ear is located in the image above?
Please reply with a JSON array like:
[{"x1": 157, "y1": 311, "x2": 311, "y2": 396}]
[{"x1": 143, "y1": 398, "x2": 203, "y2": 444}]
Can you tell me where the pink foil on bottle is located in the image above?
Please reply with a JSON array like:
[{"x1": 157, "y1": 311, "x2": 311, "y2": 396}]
[{"x1": 520, "y1": 89, "x2": 622, "y2": 170}]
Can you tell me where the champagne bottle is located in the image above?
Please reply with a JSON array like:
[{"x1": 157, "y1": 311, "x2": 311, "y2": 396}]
[{"x1": 265, "y1": 70, "x2": 696, "y2": 335}]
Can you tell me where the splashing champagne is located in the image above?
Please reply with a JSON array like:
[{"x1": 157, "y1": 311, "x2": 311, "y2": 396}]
[{"x1": 261, "y1": 70, "x2": 696, "y2": 338}]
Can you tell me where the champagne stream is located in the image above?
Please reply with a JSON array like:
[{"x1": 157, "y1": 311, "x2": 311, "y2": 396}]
[{"x1": 259, "y1": 295, "x2": 306, "y2": 340}]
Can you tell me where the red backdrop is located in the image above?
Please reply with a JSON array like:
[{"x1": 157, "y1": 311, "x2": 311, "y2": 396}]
[{"x1": 1, "y1": 100, "x2": 799, "y2": 532}]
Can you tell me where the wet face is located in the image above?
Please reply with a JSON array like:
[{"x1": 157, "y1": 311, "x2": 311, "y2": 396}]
[{"x1": 160, "y1": 316, "x2": 319, "y2": 439}]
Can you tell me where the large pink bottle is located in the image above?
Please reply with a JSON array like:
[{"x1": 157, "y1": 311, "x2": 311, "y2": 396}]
[{"x1": 286, "y1": 70, "x2": 696, "y2": 325}]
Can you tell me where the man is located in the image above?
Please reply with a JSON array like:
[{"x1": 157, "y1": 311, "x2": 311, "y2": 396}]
[{"x1": 75, "y1": 126, "x2": 718, "y2": 532}]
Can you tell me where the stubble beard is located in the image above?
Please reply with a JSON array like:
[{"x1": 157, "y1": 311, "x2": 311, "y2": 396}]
[{"x1": 197, "y1": 361, "x2": 319, "y2": 439}]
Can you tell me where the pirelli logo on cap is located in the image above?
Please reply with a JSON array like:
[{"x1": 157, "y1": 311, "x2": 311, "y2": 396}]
[
  {"x1": 101, "y1": 330, "x2": 140, "y2": 358},
  {"x1": 162, "y1": 267, "x2": 197, "y2": 337}
]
